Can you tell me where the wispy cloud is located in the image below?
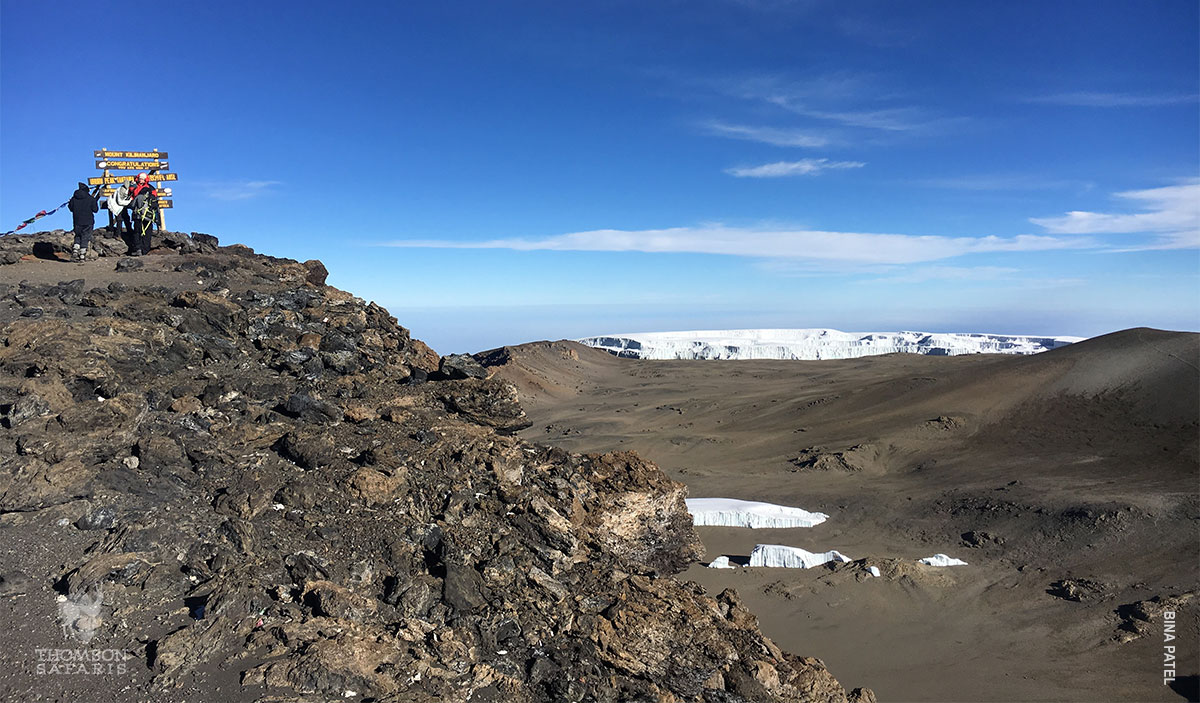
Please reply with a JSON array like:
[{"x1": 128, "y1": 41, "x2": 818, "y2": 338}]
[
  {"x1": 196, "y1": 179, "x2": 282, "y2": 201},
  {"x1": 379, "y1": 226, "x2": 1090, "y2": 266},
  {"x1": 866, "y1": 266, "x2": 1085, "y2": 289},
  {"x1": 726, "y1": 158, "x2": 865, "y2": 178},
  {"x1": 728, "y1": 0, "x2": 817, "y2": 10},
  {"x1": 719, "y1": 71, "x2": 885, "y2": 104},
  {"x1": 1030, "y1": 182, "x2": 1200, "y2": 249},
  {"x1": 1105, "y1": 230, "x2": 1200, "y2": 253},
  {"x1": 699, "y1": 120, "x2": 829, "y2": 147},
  {"x1": 864, "y1": 265, "x2": 1020, "y2": 284},
  {"x1": 771, "y1": 102, "x2": 933, "y2": 132},
  {"x1": 1025, "y1": 91, "x2": 1198, "y2": 107},
  {"x1": 834, "y1": 15, "x2": 919, "y2": 48},
  {"x1": 915, "y1": 174, "x2": 1095, "y2": 192},
  {"x1": 716, "y1": 73, "x2": 954, "y2": 133}
]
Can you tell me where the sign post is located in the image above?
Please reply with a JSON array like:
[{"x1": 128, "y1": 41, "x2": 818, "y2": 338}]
[{"x1": 93, "y1": 148, "x2": 177, "y2": 230}]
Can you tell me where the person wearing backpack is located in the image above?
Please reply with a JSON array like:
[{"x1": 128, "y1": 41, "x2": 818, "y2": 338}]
[
  {"x1": 67, "y1": 181, "x2": 101, "y2": 263},
  {"x1": 129, "y1": 172, "x2": 158, "y2": 255}
]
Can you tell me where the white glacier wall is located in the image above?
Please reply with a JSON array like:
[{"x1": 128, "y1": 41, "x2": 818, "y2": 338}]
[
  {"x1": 686, "y1": 498, "x2": 829, "y2": 528},
  {"x1": 918, "y1": 554, "x2": 969, "y2": 566},
  {"x1": 748, "y1": 544, "x2": 853, "y2": 569},
  {"x1": 578, "y1": 328, "x2": 1083, "y2": 361}
]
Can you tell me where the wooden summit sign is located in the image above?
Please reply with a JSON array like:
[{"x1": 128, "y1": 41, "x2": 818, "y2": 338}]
[
  {"x1": 94, "y1": 148, "x2": 179, "y2": 228},
  {"x1": 95, "y1": 150, "x2": 168, "y2": 159}
]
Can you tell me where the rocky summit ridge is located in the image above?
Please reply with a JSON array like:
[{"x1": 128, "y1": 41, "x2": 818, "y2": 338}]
[{"x1": 0, "y1": 229, "x2": 872, "y2": 702}]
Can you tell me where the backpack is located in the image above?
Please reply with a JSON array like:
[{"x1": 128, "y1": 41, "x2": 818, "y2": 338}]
[{"x1": 131, "y1": 189, "x2": 156, "y2": 221}]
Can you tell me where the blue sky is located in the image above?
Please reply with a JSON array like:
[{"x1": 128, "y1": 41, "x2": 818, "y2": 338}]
[{"x1": 2, "y1": 1, "x2": 1197, "y2": 353}]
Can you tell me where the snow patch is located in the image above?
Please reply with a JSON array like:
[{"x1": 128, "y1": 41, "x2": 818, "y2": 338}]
[
  {"x1": 867, "y1": 566, "x2": 881, "y2": 577},
  {"x1": 579, "y1": 328, "x2": 1081, "y2": 361},
  {"x1": 748, "y1": 544, "x2": 852, "y2": 569},
  {"x1": 707, "y1": 556, "x2": 734, "y2": 569},
  {"x1": 919, "y1": 554, "x2": 968, "y2": 567},
  {"x1": 686, "y1": 498, "x2": 828, "y2": 528}
]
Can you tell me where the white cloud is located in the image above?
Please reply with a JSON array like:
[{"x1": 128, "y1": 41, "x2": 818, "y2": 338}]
[
  {"x1": 380, "y1": 226, "x2": 1090, "y2": 266},
  {"x1": 726, "y1": 158, "x2": 865, "y2": 178},
  {"x1": 197, "y1": 180, "x2": 282, "y2": 201},
  {"x1": 1026, "y1": 91, "x2": 1198, "y2": 107},
  {"x1": 699, "y1": 121, "x2": 829, "y2": 147},
  {"x1": 1030, "y1": 182, "x2": 1200, "y2": 249}
]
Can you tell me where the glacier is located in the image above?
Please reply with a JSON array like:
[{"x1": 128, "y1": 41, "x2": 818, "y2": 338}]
[
  {"x1": 686, "y1": 498, "x2": 829, "y2": 528},
  {"x1": 918, "y1": 554, "x2": 969, "y2": 567},
  {"x1": 577, "y1": 328, "x2": 1083, "y2": 361},
  {"x1": 706, "y1": 556, "x2": 735, "y2": 569},
  {"x1": 748, "y1": 544, "x2": 853, "y2": 569}
]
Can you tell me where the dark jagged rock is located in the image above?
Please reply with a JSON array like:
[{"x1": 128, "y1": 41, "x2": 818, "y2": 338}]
[
  {"x1": 191, "y1": 232, "x2": 220, "y2": 251},
  {"x1": 1113, "y1": 591, "x2": 1196, "y2": 643},
  {"x1": 1046, "y1": 578, "x2": 1105, "y2": 602},
  {"x1": 0, "y1": 230, "x2": 868, "y2": 702},
  {"x1": 439, "y1": 353, "x2": 489, "y2": 380},
  {"x1": 302, "y1": 259, "x2": 328, "y2": 286},
  {"x1": 961, "y1": 530, "x2": 1005, "y2": 548}
]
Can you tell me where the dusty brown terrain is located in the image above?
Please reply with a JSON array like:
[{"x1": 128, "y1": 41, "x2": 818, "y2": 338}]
[
  {"x1": 0, "y1": 231, "x2": 873, "y2": 703},
  {"x1": 482, "y1": 333, "x2": 1200, "y2": 702}
]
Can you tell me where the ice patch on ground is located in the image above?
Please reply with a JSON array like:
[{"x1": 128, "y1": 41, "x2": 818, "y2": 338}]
[
  {"x1": 919, "y1": 554, "x2": 968, "y2": 566},
  {"x1": 686, "y1": 498, "x2": 828, "y2": 528},
  {"x1": 707, "y1": 556, "x2": 734, "y2": 569},
  {"x1": 867, "y1": 566, "x2": 881, "y2": 577},
  {"x1": 748, "y1": 544, "x2": 852, "y2": 569}
]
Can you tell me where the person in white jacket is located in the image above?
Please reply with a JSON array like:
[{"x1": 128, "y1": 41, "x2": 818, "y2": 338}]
[{"x1": 107, "y1": 179, "x2": 135, "y2": 254}]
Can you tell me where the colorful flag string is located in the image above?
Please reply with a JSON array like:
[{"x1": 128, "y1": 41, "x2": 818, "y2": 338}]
[{"x1": 1, "y1": 201, "x2": 70, "y2": 237}]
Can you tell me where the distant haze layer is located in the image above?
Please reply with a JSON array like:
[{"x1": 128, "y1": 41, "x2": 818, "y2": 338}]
[{"x1": 578, "y1": 328, "x2": 1084, "y2": 360}]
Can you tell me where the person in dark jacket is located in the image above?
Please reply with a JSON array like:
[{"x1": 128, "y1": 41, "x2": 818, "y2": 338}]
[
  {"x1": 67, "y1": 182, "x2": 100, "y2": 263},
  {"x1": 129, "y1": 173, "x2": 158, "y2": 255}
]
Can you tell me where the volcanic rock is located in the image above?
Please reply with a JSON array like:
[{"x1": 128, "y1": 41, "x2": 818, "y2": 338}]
[
  {"x1": 0, "y1": 230, "x2": 866, "y2": 702},
  {"x1": 439, "y1": 352, "x2": 490, "y2": 380}
]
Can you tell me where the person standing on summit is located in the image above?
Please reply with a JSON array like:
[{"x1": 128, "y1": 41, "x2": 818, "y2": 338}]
[
  {"x1": 67, "y1": 181, "x2": 100, "y2": 263},
  {"x1": 108, "y1": 176, "x2": 135, "y2": 254},
  {"x1": 128, "y1": 172, "x2": 158, "y2": 255}
]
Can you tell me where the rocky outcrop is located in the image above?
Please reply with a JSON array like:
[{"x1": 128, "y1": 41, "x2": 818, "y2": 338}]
[
  {"x1": 0, "y1": 230, "x2": 869, "y2": 701},
  {"x1": 0, "y1": 227, "x2": 221, "y2": 264}
]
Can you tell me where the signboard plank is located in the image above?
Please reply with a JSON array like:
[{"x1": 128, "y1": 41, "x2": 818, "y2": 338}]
[
  {"x1": 102, "y1": 185, "x2": 172, "y2": 193},
  {"x1": 88, "y1": 173, "x2": 178, "y2": 186},
  {"x1": 95, "y1": 160, "x2": 168, "y2": 170},
  {"x1": 94, "y1": 150, "x2": 168, "y2": 159}
]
